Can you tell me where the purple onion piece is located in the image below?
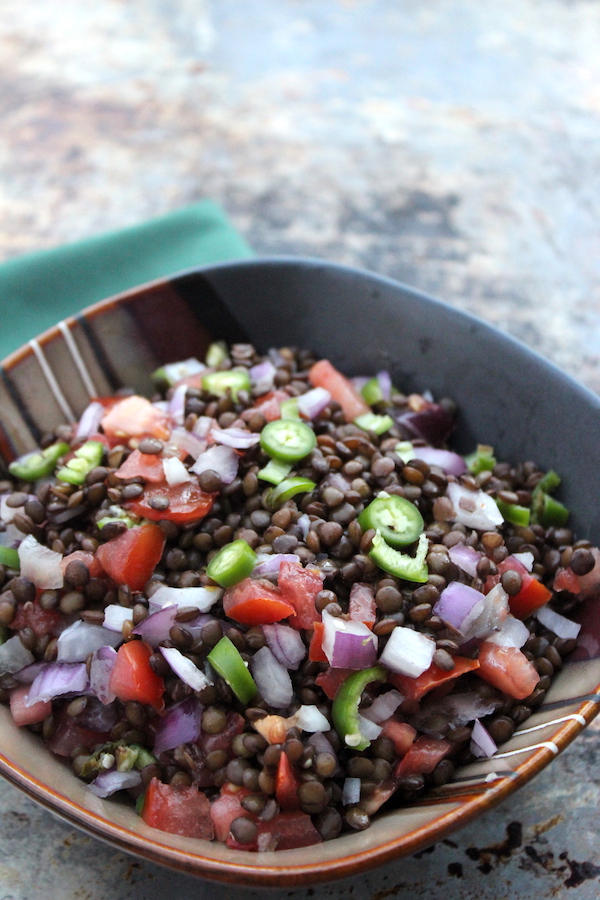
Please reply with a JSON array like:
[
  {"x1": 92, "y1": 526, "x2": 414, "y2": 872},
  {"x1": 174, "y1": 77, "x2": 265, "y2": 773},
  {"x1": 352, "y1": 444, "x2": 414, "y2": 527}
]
[
  {"x1": 409, "y1": 446, "x2": 467, "y2": 476},
  {"x1": 396, "y1": 403, "x2": 455, "y2": 446},
  {"x1": 250, "y1": 647, "x2": 294, "y2": 709},
  {"x1": 253, "y1": 553, "x2": 300, "y2": 579},
  {"x1": 131, "y1": 605, "x2": 178, "y2": 648},
  {"x1": 296, "y1": 514, "x2": 310, "y2": 539},
  {"x1": 168, "y1": 427, "x2": 207, "y2": 461},
  {"x1": 376, "y1": 370, "x2": 392, "y2": 402},
  {"x1": 190, "y1": 444, "x2": 239, "y2": 484},
  {"x1": 447, "y1": 543, "x2": 481, "y2": 579},
  {"x1": 75, "y1": 401, "x2": 104, "y2": 441},
  {"x1": 322, "y1": 610, "x2": 378, "y2": 670},
  {"x1": 192, "y1": 416, "x2": 216, "y2": 438},
  {"x1": 57, "y1": 620, "x2": 122, "y2": 663},
  {"x1": 26, "y1": 662, "x2": 89, "y2": 706},
  {"x1": 0, "y1": 636, "x2": 35, "y2": 676},
  {"x1": 297, "y1": 387, "x2": 331, "y2": 420},
  {"x1": 159, "y1": 646, "x2": 212, "y2": 691},
  {"x1": 153, "y1": 697, "x2": 203, "y2": 756},
  {"x1": 249, "y1": 360, "x2": 276, "y2": 394},
  {"x1": 87, "y1": 768, "x2": 142, "y2": 798},
  {"x1": 433, "y1": 581, "x2": 484, "y2": 634},
  {"x1": 470, "y1": 718, "x2": 498, "y2": 758},
  {"x1": 262, "y1": 623, "x2": 307, "y2": 670},
  {"x1": 168, "y1": 383, "x2": 187, "y2": 426},
  {"x1": 12, "y1": 661, "x2": 46, "y2": 685},
  {"x1": 89, "y1": 646, "x2": 118, "y2": 705},
  {"x1": 535, "y1": 604, "x2": 581, "y2": 640},
  {"x1": 210, "y1": 427, "x2": 261, "y2": 450},
  {"x1": 76, "y1": 696, "x2": 119, "y2": 731}
]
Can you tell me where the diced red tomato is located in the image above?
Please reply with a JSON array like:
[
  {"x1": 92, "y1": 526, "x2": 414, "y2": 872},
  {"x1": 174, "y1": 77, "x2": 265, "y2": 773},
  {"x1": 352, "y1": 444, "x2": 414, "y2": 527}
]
[
  {"x1": 241, "y1": 390, "x2": 291, "y2": 423},
  {"x1": 553, "y1": 567, "x2": 581, "y2": 594},
  {"x1": 494, "y1": 556, "x2": 552, "y2": 619},
  {"x1": 309, "y1": 359, "x2": 370, "y2": 423},
  {"x1": 395, "y1": 735, "x2": 452, "y2": 779},
  {"x1": 388, "y1": 657, "x2": 481, "y2": 703},
  {"x1": 47, "y1": 707, "x2": 110, "y2": 757},
  {"x1": 101, "y1": 395, "x2": 170, "y2": 442},
  {"x1": 9, "y1": 600, "x2": 63, "y2": 638},
  {"x1": 380, "y1": 720, "x2": 417, "y2": 757},
  {"x1": 210, "y1": 783, "x2": 252, "y2": 843},
  {"x1": 60, "y1": 550, "x2": 104, "y2": 580},
  {"x1": 315, "y1": 667, "x2": 353, "y2": 700},
  {"x1": 477, "y1": 641, "x2": 540, "y2": 700},
  {"x1": 108, "y1": 640, "x2": 165, "y2": 712},
  {"x1": 114, "y1": 449, "x2": 166, "y2": 483},
  {"x1": 10, "y1": 685, "x2": 51, "y2": 727},
  {"x1": 308, "y1": 622, "x2": 328, "y2": 662},
  {"x1": 275, "y1": 751, "x2": 302, "y2": 811},
  {"x1": 142, "y1": 777, "x2": 214, "y2": 840},
  {"x1": 348, "y1": 583, "x2": 377, "y2": 628},
  {"x1": 257, "y1": 811, "x2": 321, "y2": 851},
  {"x1": 223, "y1": 578, "x2": 296, "y2": 625},
  {"x1": 96, "y1": 523, "x2": 166, "y2": 592},
  {"x1": 278, "y1": 560, "x2": 324, "y2": 630},
  {"x1": 125, "y1": 480, "x2": 215, "y2": 525}
]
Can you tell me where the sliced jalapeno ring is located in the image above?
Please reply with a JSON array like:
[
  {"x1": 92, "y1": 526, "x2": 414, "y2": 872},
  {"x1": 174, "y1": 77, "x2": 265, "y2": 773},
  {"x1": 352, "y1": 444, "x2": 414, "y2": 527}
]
[
  {"x1": 202, "y1": 368, "x2": 251, "y2": 400},
  {"x1": 206, "y1": 539, "x2": 257, "y2": 589},
  {"x1": 358, "y1": 493, "x2": 424, "y2": 548},
  {"x1": 260, "y1": 419, "x2": 317, "y2": 463}
]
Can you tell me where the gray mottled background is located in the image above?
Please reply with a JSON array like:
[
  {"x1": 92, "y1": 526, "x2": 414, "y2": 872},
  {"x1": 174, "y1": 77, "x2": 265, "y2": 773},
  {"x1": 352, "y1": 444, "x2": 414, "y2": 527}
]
[{"x1": 0, "y1": 1, "x2": 599, "y2": 898}]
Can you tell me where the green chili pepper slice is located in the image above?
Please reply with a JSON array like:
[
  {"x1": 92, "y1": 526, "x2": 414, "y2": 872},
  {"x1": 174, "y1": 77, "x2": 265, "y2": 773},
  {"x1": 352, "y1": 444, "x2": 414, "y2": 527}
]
[
  {"x1": 202, "y1": 368, "x2": 251, "y2": 400},
  {"x1": 465, "y1": 444, "x2": 496, "y2": 475},
  {"x1": 369, "y1": 531, "x2": 429, "y2": 582},
  {"x1": 208, "y1": 636, "x2": 258, "y2": 704},
  {"x1": 206, "y1": 539, "x2": 257, "y2": 588},
  {"x1": 354, "y1": 412, "x2": 394, "y2": 436},
  {"x1": 361, "y1": 377, "x2": 385, "y2": 407},
  {"x1": 257, "y1": 458, "x2": 293, "y2": 485},
  {"x1": 260, "y1": 419, "x2": 317, "y2": 463},
  {"x1": 205, "y1": 341, "x2": 229, "y2": 368},
  {"x1": 265, "y1": 476, "x2": 316, "y2": 509},
  {"x1": 332, "y1": 665, "x2": 387, "y2": 751},
  {"x1": 56, "y1": 440, "x2": 105, "y2": 486},
  {"x1": 395, "y1": 441, "x2": 415, "y2": 464},
  {"x1": 496, "y1": 500, "x2": 531, "y2": 527},
  {"x1": 530, "y1": 469, "x2": 569, "y2": 527},
  {"x1": 358, "y1": 493, "x2": 424, "y2": 548},
  {"x1": 8, "y1": 441, "x2": 70, "y2": 482},
  {"x1": 280, "y1": 398, "x2": 300, "y2": 419},
  {"x1": 0, "y1": 546, "x2": 20, "y2": 570}
]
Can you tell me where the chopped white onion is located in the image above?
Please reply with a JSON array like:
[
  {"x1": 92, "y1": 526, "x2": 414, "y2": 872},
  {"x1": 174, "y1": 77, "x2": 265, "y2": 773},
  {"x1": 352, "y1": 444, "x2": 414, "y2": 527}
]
[
  {"x1": 89, "y1": 646, "x2": 117, "y2": 705},
  {"x1": 486, "y1": 614, "x2": 530, "y2": 649},
  {"x1": 190, "y1": 444, "x2": 239, "y2": 484},
  {"x1": 149, "y1": 584, "x2": 222, "y2": 612},
  {"x1": 459, "y1": 583, "x2": 509, "y2": 642},
  {"x1": 512, "y1": 551, "x2": 534, "y2": 572},
  {"x1": 447, "y1": 482, "x2": 503, "y2": 531},
  {"x1": 357, "y1": 714, "x2": 383, "y2": 741},
  {"x1": 297, "y1": 514, "x2": 310, "y2": 539},
  {"x1": 193, "y1": 415, "x2": 215, "y2": 438},
  {"x1": 57, "y1": 621, "x2": 122, "y2": 662},
  {"x1": 210, "y1": 427, "x2": 260, "y2": 450},
  {"x1": 160, "y1": 646, "x2": 212, "y2": 691},
  {"x1": 361, "y1": 689, "x2": 404, "y2": 724},
  {"x1": 163, "y1": 456, "x2": 191, "y2": 486},
  {"x1": 164, "y1": 358, "x2": 205, "y2": 384},
  {"x1": 249, "y1": 360, "x2": 276, "y2": 394},
  {"x1": 262, "y1": 623, "x2": 306, "y2": 670},
  {"x1": 535, "y1": 604, "x2": 581, "y2": 640},
  {"x1": 379, "y1": 626, "x2": 435, "y2": 678},
  {"x1": 321, "y1": 609, "x2": 378, "y2": 670},
  {"x1": 18, "y1": 534, "x2": 64, "y2": 589},
  {"x1": 342, "y1": 777, "x2": 361, "y2": 806},
  {"x1": 294, "y1": 705, "x2": 330, "y2": 733},
  {"x1": 168, "y1": 383, "x2": 188, "y2": 426},
  {"x1": 250, "y1": 646, "x2": 294, "y2": 709},
  {"x1": 0, "y1": 635, "x2": 35, "y2": 675},
  {"x1": 103, "y1": 605, "x2": 134, "y2": 632},
  {"x1": 470, "y1": 718, "x2": 498, "y2": 758}
]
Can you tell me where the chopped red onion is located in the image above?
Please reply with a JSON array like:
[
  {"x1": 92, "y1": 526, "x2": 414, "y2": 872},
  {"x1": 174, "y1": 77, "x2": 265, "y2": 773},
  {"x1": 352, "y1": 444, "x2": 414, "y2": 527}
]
[
  {"x1": 379, "y1": 626, "x2": 435, "y2": 677},
  {"x1": 321, "y1": 609, "x2": 378, "y2": 670},
  {"x1": 87, "y1": 768, "x2": 142, "y2": 798},
  {"x1": 0, "y1": 635, "x2": 35, "y2": 675},
  {"x1": 57, "y1": 620, "x2": 122, "y2": 662},
  {"x1": 447, "y1": 482, "x2": 504, "y2": 531},
  {"x1": 250, "y1": 646, "x2": 294, "y2": 709},
  {"x1": 342, "y1": 777, "x2": 361, "y2": 805},
  {"x1": 486, "y1": 614, "x2": 529, "y2": 649},
  {"x1": 167, "y1": 427, "x2": 206, "y2": 461},
  {"x1": 75, "y1": 401, "x2": 105, "y2": 441},
  {"x1": 190, "y1": 444, "x2": 239, "y2": 484},
  {"x1": 535, "y1": 604, "x2": 581, "y2": 640},
  {"x1": 103, "y1": 605, "x2": 134, "y2": 633},
  {"x1": 448, "y1": 543, "x2": 481, "y2": 578},
  {"x1": 297, "y1": 514, "x2": 310, "y2": 539},
  {"x1": 153, "y1": 697, "x2": 204, "y2": 757},
  {"x1": 410, "y1": 446, "x2": 467, "y2": 476},
  {"x1": 249, "y1": 360, "x2": 276, "y2": 394},
  {"x1": 76, "y1": 695, "x2": 119, "y2": 732},
  {"x1": 361, "y1": 689, "x2": 404, "y2": 724},
  {"x1": 512, "y1": 551, "x2": 534, "y2": 572},
  {"x1": 376, "y1": 370, "x2": 392, "y2": 402},
  {"x1": 163, "y1": 456, "x2": 191, "y2": 486},
  {"x1": 459, "y1": 583, "x2": 509, "y2": 642},
  {"x1": 26, "y1": 662, "x2": 89, "y2": 706},
  {"x1": 322, "y1": 473, "x2": 351, "y2": 494},
  {"x1": 297, "y1": 387, "x2": 331, "y2": 420},
  {"x1": 210, "y1": 426, "x2": 260, "y2": 450},
  {"x1": 357, "y1": 714, "x2": 383, "y2": 741},
  {"x1": 308, "y1": 731, "x2": 337, "y2": 758},
  {"x1": 470, "y1": 718, "x2": 498, "y2": 758},
  {"x1": 396, "y1": 403, "x2": 454, "y2": 446},
  {"x1": 18, "y1": 534, "x2": 64, "y2": 589},
  {"x1": 262, "y1": 623, "x2": 306, "y2": 670},
  {"x1": 160, "y1": 646, "x2": 212, "y2": 691},
  {"x1": 433, "y1": 581, "x2": 484, "y2": 633},
  {"x1": 89, "y1": 646, "x2": 118, "y2": 705},
  {"x1": 294, "y1": 705, "x2": 330, "y2": 733},
  {"x1": 149, "y1": 584, "x2": 222, "y2": 612},
  {"x1": 193, "y1": 415, "x2": 215, "y2": 438},
  {"x1": 131, "y1": 605, "x2": 178, "y2": 647},
  {"x1": 13, "y1": 661, "x2": 46, "y2": 684},
  {"x1": 253, "y1": 553, "x2": 300, "y2": 579},
  {"x1": 168, "y1": 383, "x2": 188, "y2": 426}
]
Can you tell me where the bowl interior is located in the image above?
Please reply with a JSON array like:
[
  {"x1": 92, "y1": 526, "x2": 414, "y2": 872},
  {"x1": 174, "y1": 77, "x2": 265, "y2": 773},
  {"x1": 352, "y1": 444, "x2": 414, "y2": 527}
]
[{"x1": 1, "y1": 257, "x2": 599, "y2": 886}]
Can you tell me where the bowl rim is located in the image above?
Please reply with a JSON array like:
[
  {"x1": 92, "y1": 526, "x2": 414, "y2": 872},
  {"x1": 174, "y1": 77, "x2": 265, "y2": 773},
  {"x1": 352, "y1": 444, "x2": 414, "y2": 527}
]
[{"x1": 1, "y1": 255, "x2": 599, "y2": 886}]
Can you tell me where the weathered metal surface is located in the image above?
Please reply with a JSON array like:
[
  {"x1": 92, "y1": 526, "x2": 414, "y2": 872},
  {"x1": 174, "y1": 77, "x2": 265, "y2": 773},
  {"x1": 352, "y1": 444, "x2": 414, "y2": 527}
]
[{"x1": 0, "y1": 1, "x2": 599, "y2": 897}]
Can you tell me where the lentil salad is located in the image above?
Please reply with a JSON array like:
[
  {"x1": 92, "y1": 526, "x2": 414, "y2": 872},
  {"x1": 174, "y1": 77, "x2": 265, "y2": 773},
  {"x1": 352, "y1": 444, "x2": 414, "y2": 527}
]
[{"x1": 0, "y1": 342, "x2": 598, "y2": 852}]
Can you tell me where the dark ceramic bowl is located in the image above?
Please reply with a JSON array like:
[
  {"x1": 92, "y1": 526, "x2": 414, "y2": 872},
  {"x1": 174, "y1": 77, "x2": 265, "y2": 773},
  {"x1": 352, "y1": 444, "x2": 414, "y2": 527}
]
[{"x1": 1, "y1": 257, "x2": 599, "y2": 886}]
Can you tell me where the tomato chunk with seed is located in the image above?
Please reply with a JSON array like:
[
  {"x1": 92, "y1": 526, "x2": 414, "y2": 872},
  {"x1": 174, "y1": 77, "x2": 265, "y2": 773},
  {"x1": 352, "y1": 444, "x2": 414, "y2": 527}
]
[
  {"x1": 210, "y1": 783, "x2": 252, "y2": 843},
  {"x1": 395, "y1": 736, "x2": 452, "y2": 778},
  {"x1": 380, "y1": 720, "x2": 417, "y2": 757},
  {"x1": 258, "y1": 811, "x2": 322, "y2": 850},
  {"x1": 109, "y1": 640, "x2": 165, "y2": 712},
  {"x1": 477, "y1": 642, "x2": 540, "y2": 700},
  {"x1": 101, "y1": 395, "x2": 170, "y2": 441},
  {"x1": 275, "y1": 752, "x2": 302, "y2": 811},
  {"x1": 126, "y1": 481, "x2": 215, "y2": 525},
  {"x1": 115, "y1": 449, "x2": 166, "y2": 483},
  {"x1": 10, "y1": 685, "x2": 51, "y2": 727},
  {"x1": 496, "y1": 556, "x2": 552, "y2": 619},
  {"x1": 278, "y1": 560, "x2": 324, "y2": 630},
  {"x1": 388, "y1": 657, "x2": 481, "y2": 703},
  {"x1": 95, "y1": 523, "x2": 165, "y2": 592},
  {"x1": 142, "y1": 777, "x2": 214, "y2": 840},
  {"x1": 9, "y1": 600, "x2": 63, "y2": 638},
  {"x1": 223, "y1": 578, "x2": 295, "y2": 625},
  {"x1": 309, "y1": 359, "x2": 370, "y2": 423},
  {"x1": 348, "y1": 583, "x2": 377, "y2": 627}
]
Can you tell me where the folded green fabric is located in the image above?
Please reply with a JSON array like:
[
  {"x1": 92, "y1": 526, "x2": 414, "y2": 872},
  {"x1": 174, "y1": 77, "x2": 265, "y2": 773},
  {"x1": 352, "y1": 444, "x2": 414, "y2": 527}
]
[{"x1": 0, "y1": 200, "x2": 253, "y2": 360}]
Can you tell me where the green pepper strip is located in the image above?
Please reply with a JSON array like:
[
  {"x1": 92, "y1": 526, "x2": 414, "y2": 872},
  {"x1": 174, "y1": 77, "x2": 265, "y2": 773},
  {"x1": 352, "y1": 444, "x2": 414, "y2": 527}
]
[
  {"x1": 0, "y1": 546, "x2": 20, "y2": 570},
  {"x1": 8, "y1": 441, "x2": 70, "y2": 482},
  {"x1": 279, "y1": 398, "x2": 300, "y2": 419},
  {"x1": 354, "y1": 412, "x2": 394, "y2": 436},
  {"x1": 332, "y1": 666, "x2": 387, "y2": 751},
  {"x1": 496, "y1": 499, "x2": 531, "y2": 527},
  {"x1": 369, "y1": 531, "x2": 429, "y2": 583},
  {"x1": 465, "y1": 444, "x2": 496, "y2": 475},
  {"x1": 395, "y1": 441, "x2": 415, "y2": 464},
  {"x1": 206, "y1": 539, "x2": 257, "y2": 588},
  {"x1": 81, "y1": 742, "x2": 158, "y2": 778},
  {"x1": 531, "y1": 469, "x2": 569, "y2": 527},
  {"x1": 205, "y1": 341, "x2": 229, "y2": 368},
  {"x1": 202, "y1": 368, "x2": 250, "y2": 400},
  {"x1": 257, "y1": 458, "x2": 293, "y2": 485},
  {"x1": 361, "y1": 377, "x2": 385, "y2": 406},
  {"x1": 56, "y1": 440, "x2": 104, "y2": 486},
  {"x1": 208, "y1": 636, "x2": 258, "y2": 704},
  {"x1": 266, "y1": 477, "x2": 316, "y2": 509}
]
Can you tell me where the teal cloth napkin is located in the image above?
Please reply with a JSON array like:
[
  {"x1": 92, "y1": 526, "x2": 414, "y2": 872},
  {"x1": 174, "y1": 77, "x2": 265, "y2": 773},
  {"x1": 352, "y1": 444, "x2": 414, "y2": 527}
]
[{"x1": 0, "y1": 200, "x2": 253, "y2": 360}]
